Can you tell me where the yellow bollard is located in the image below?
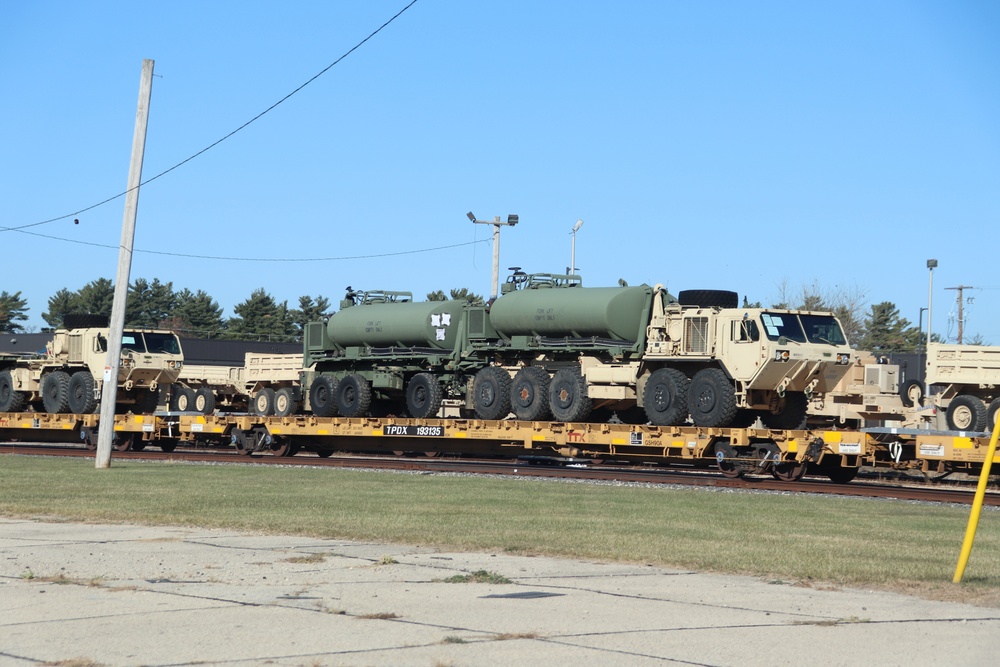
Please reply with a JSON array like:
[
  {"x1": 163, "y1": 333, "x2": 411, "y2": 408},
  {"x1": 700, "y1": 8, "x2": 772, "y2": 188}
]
[{"x1": 953, "y1": 415, "x2": 1000, "y2": 583}]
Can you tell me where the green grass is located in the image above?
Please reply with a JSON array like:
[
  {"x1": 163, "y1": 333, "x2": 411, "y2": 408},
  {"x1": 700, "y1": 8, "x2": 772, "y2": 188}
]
[{"x1": 2, "y1": 455, "x2": 999, "y2": 604}]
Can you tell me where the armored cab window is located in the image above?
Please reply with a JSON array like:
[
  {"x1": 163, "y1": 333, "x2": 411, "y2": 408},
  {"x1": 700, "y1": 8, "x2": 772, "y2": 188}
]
[
  {"x1": 142, "y1": 332, "x2": 181, "y2": 354},
  {"x1": 732, "y1": 318, "x2": 760, "y2": 343},
  {"x1": 799, "y1": 314, "x2": 848, "y2": 346},
  {"x1": 760, "y1": 313, "x2": 807, "y2": 342},
  {"x1": 96, "y1": 334, "x2": 108, "y2": 352},
  {"x1": 121, "y1": 333, "x2": 146, "y2": 353}
]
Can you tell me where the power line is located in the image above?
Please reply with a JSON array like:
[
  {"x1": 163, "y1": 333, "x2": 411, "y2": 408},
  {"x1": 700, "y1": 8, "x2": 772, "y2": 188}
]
[
  {"x1": 7, "y1": 226, "x2": 489, "y2": 261},
  {"x1": 1, "y1": 0, "x2": 420, "y2": 236}
]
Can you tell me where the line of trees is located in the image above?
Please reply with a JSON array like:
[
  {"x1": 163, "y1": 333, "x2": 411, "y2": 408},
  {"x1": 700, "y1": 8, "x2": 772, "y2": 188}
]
[{"x1": 0, "y1": 280, "x2": 987, "y2": 350}]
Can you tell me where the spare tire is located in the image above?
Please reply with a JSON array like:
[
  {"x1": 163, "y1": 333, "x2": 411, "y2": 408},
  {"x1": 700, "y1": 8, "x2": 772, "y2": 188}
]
[
  {"x1": 63, "y1": 313, "x2": 110, "y2": 330},
  {"x1": 677, "y1": 290, "x2": 739, "y2": 309}
]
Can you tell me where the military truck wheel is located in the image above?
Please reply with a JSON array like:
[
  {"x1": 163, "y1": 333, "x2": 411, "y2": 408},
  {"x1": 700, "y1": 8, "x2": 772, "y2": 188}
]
[
  {"x1": 900, "y1": 379, "x2": 924, "y2": 408},
  {"x1": 406, "y1": 373, "x2": 443, "y2": 419},
  {"x1": 194, "y1": 388, "x2": 216, "y2": 415},
  {"x1": 41, "y1": 371, "x2": 71, "y2": 414},
  {"x1": 133, "y1": 390, "x2": 159, "y2": 414},
  {"x1": 548, "y1": 368, "x2": 592, "y2": 423},
  {"x1": 946, "y1": 394, "x2": 987, "y2": 432},
  {"x1": 687, "y1": 368, "x2": 737, "y2": 427},
  {"x1": 337, "y1": 374, "x2": 372, "y2": 418},
  {"x1": 760, "y1": 392, "x2": 808, "y2": 430},
  {"x1": 677, "y1": 290, "x2": 739, "y2": 309},
  {"x1": 473, "y1": 367, "x2": 511, "y2": 420},
  {"x1": 253, "y1": 388, "x2": 276, "y2": 416},
  {"x1": 988, "y1": 398, "x2": 1000, "y2": 434},
  {"x1": 0, "y1": 370, "x2": 27, "y2": 413},
  {"x1": 274, "y1": 387, "x2": 298, "y2": 417},
  {"x1": 172, "y1": 386, "x2": 196, "y2": 412},
  {"x1": 642, "y1": 368, "x2": 689, "y2": 426},
  {"x1": 67, "y1": 371, "x2": 98, "y2": 414},
  {"x1": 510, "y1": 367, "x2": 552, "y2": 422},
  {"x1": 309, "y1": 376, "x2": 340, "y2": 417}
]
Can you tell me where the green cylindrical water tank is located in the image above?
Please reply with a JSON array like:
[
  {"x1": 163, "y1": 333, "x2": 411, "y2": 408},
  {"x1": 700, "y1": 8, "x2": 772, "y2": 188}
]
[
  {"x1": 326, "y1": 300, "x2": 468, "y2": 349},
  {"x1": 488, "y1": 285, "x2": 652, "y2": 342}
]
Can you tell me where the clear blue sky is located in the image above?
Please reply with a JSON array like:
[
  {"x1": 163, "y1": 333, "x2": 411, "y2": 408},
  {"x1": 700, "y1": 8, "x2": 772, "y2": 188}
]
[{"x1": 2, "y1": 1, "x2": 998, "y2": 343}]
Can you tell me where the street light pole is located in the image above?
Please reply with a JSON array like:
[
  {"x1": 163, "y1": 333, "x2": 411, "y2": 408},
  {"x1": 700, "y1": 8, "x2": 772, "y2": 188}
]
[
  {"x1": 926, "y1": 259, "x2": 937, "y2": 400},
  {"x1": 468, "y1": 212, "x2": 518, "y2": 301},
  {"x1": 570, "y1": 219, "x2": 584, "y2": 274}
]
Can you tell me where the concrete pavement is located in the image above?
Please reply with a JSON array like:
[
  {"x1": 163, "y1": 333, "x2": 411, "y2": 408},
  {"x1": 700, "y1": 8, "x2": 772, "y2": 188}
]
[{"x1": 1, "y1": 518, "x2": 998, "y2": 666}]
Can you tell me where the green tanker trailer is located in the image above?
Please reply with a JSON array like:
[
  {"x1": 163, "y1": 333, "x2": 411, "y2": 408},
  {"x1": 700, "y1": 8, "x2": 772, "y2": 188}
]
[
  {"x1": 302, "y1": 289, "x2": 496, "y2": 418},
  {"x1": 468, "y1": 270, "x2": 855, "y2": 428}
]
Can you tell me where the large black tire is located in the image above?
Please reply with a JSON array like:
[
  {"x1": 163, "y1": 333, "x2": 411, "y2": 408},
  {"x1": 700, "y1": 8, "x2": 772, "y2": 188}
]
[
  {"x1": 900, "y1": 379, "x2": 924, "y2": 408},
  {"x1": 41, "y1": 370, "x2": 71, "y2": 414},
  {"x1": 309, "y1": 376, "x2": 340, "y2": 417},
  {"x1": 194, "y1": 388, "x2": 216, "y2": 415},
  {"x1": 677, "y1": 290, "x2": 739, "y2": 309},
  {"x1": 337, "y1": 374, "x2": 372, "y2": 417},
  {"x1": 510, "y1": 366, "x2": 551, "y2": 421},
  {"x1": 67, "y1": 371, "x2": 97, "y2": 414},
  {"x1": 760, "y1": 392, "x2": 808, "y2": 430},
  {"x1": 132, "y1": 389, "x2": 160, "y2": 414},
  {"x1": 274, "y1": 387, "x2": 298, "y2": 417},
  {"x1": 946, "y1": 394, "x2": 987, "y2": 432},
  {"x1": 0, "y1": 369, "x2": 27, "y2": 413},
  {"x1": 172, "y1": 386, "x2": 196, "y2": 412},
  {"x1": 548, "y1": 368, "x2": 592, "y2": 423},
  {"x1": 62, "y1": 313, "x2": 110, "y2": 329},
  {"x1": 988, "y1": 397, "x2": 1000, "y2": 434},
  {"x1": 472, "y1": 367, "x2": 511, "y2": 420},
  {"x1": 406, "y1": 373, "x2": 443, "y2": 419},
  {"x1": 253, "y1": 388, "x2": 276, "y2": 416},
  {"x1": 642, "y1": 368, "x2": 689, "y2": 426},
  {"x1": 687, "y1": 368, "x2": 737, "y2": 427}
]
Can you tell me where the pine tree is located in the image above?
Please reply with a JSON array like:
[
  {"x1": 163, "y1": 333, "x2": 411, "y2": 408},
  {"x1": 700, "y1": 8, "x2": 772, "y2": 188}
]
[
  {"x1": 856, "y1": 302, "x2": 922, "y2": 353},
  {"x1": 0, "y1": 290, "x2": 29, "y2": 333},
  {"x1": 226, "y1": 288, "x2": 295, "y2": 341},
  {"x1": 126, "y1": 278, "x2": 177, "y2": 328},
  {"x1": 43, "y1": 289, "x2": 78, "y2": 328},
  {"x1": 290, "y1": 295, "x2": 331, "y2": 337},
  {"x1": 170, "y1": 289, "x2": 226, "y2": 338}
]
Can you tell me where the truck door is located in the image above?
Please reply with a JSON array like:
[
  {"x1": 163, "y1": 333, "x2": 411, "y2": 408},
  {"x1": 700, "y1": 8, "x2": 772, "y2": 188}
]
[{"x1": 721, "y1": 316, "x2": 762, "y2": 380}]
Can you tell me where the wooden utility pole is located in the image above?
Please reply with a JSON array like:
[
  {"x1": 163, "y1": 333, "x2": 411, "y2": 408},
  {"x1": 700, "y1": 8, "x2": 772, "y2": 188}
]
[
  {"x1": 944, "y1": 285, "x2": 974, "y2": 345},
  {"x1": 96, "y1": 59, "x2": 154, "y2": 469}
]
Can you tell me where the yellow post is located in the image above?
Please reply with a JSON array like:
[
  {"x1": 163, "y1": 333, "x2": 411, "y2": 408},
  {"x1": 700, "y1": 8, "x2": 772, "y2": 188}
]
[{"x1": 953, "y1": 416, "x2": 1000, "y2": 583}]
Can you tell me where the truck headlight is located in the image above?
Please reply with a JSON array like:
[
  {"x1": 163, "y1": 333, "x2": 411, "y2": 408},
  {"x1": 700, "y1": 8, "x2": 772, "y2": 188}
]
[{"x1": 775, "y1": 350, "x2": 789, "y2": 362}]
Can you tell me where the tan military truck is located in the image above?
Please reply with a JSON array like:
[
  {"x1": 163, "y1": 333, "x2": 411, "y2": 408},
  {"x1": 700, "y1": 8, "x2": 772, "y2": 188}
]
[
  {"x1": 924, "y1": 342, "x2": 1000, "y2": 432},
  {"x1": 0, "y1": 322, "x2": 183, "y2": 414},
  {"x1": 805, "y1": 353, "x2": 913, "y2": 428},
  {"x1": 170, "y1": 352, "x2": 303, "y2": 415}
]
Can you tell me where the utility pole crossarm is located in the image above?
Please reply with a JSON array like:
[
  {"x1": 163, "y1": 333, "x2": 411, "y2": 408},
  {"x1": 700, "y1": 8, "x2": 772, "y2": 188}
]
[{"x1": 467, "y1": 212, "x2": 518, "y2": 301}]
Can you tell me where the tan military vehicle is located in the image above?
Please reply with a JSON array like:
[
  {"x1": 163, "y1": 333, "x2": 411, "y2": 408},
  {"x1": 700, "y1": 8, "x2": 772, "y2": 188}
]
[
  {"x1": 923, "y1": 342, "x2": 1000, "y2": 432},
  {"x1": 0, "y1": 320, "x2": 183, "y2": 414},
  {"x1": 171, "y1": 352, "x2": 303, "y2": 415}
]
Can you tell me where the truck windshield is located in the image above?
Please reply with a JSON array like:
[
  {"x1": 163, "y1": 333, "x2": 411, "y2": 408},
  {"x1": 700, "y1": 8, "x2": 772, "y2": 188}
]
[
  {"x1": 759, "y1": 312, "x2": 847, "y2": 345},
  {"x1": 760, "y1": 313, "x2": 807, "y2": 342},
  {"x1": 121, "y1": 333, "x2": 147, "y2": 353},
  {"x1": 142, "y1": 332, "x2": 182, "y2": 355},
  {"x1": 798, "y1": 314, "x2": 848, "y2": 345}
]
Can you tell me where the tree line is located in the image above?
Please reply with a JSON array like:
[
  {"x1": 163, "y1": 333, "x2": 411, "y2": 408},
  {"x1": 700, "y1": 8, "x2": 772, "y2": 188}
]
[{"x1": 0, "y1": 280, "x2": 987, "y2": 350}]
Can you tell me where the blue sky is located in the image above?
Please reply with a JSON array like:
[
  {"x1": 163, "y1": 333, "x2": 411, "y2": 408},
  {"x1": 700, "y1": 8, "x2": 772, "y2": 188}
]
[{"x1": 2, "y1": 1, "x2": 998, "y2": 343}]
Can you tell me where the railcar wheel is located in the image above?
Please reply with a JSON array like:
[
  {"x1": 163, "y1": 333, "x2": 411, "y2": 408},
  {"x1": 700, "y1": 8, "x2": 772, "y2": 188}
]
[
  {"x1": 713, "y1": 442, "x2": 742, "y2": 479},
  {"x1": 900, "y1": 379, "x2": 924, "y2": 408},
  {"x1": 314, "y1": 449, "x2": 333, "y2": 458},
  {"x1": 0, "y1": 370, "x2": 27, "y2": 413},
  {"x1": 642, "y1": 368, "x2": 689, "y2": 426},
  {"x1": 41, "y1": 371, "x2": 71, "y2": 414},
  {"x1": 253, "y1": 388, "x2": 276, "y2": 416},
  {"x1": 946, "y1": 394, "x2": 987, "y2": 432},
  {"x1": 274, "y1": 387, "x2": 298, "y2": 417},
  {"x1": 67, "y1": 371, "x2": 97, "y2": 414},
  {"x1": 194, "y1": 388, "x2": 216, "y2": 415},
  {"x1": 158, "y1": 439, "x2": 178, "y2": 453},
  {"x1": 113, "y1": 433, "x2": 135, "y2": 452},
  {"x1": 472, "y1": 367, "x2": 511, "y2": 420},
  {"x1": 687, "y1": 368, "x2": 737, "y2": 427},
  {"x1": 825, "y1": 466, "x2": 859, "y2": 484},
  {"x1": 309, "y1": 376, "x2": 340, "y2": 417},
  {"x1": 270, "y1": 438, "x2": 299, "y2": 457},
  {"x1": 760, "y1": 392, "x2": 808, "y2": 430},
  {"x1": 337, "y1": 374, "x2": 372, "y2": 417},
  {"x1": 172, "y1": 386, "x2": 196, "y2": 412},
  {"x1": 406, "y1": 373, "x2": 443, "y2": 419},
  {"x1": 771, "y1": 461, "x2": 808, "y2": 481},
  {"x1": 510, "y1": 367, "x2": 551, "y2": 422},
  {"x1": 548, "y1": 368, "x2": 592, "y2": 422}
]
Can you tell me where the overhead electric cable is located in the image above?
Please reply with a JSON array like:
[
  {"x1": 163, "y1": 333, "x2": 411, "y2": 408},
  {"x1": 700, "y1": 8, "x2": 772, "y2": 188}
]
[{"x1": 1, "y1": 0, "x2": 419, "y2": 236}]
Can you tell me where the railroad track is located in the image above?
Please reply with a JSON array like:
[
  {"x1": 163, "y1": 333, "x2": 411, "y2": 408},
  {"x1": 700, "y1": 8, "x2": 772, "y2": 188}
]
[{"x1": 4, "y1": 442, "x2": 998, "y2": 507}]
